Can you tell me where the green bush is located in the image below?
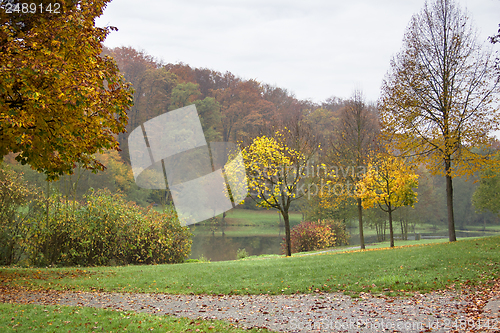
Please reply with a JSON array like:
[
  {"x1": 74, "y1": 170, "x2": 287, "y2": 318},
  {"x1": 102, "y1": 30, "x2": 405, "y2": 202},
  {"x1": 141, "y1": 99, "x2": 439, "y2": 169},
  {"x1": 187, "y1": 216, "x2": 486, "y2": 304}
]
[
  {"x1": 236, "y1": 248, "x2": 248, "y2": 259},
  {"x1": 0, "y1": 164, "x2": 39, "y2": 265},
  {"x1": 25, "y1": 189, "x2": 192, "y2": 267}
]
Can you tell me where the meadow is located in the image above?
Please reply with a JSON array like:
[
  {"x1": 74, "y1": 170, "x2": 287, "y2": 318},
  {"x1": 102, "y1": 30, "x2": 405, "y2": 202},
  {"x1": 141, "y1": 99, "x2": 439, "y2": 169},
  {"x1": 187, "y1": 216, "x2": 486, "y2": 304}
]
[
  {"x1": 1, "y1": 235, "x2": 499, "y2": 332},
  {"x1": 2, "y1": 236, "x2": 498, "y2": 297}
]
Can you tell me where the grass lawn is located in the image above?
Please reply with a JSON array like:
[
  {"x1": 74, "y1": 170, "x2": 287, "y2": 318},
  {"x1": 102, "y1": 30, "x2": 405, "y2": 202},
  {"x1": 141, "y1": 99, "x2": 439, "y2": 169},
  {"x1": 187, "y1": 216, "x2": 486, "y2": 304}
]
[
  {"x1": 209, "y1": 209, "x2": 303, "y2": 226},
  {"x1": 287, "y1": 237, "x2": 455, "y2": 257},
  {"x1": 0, "y1": 303, "x2": 270, "y2": 333},
  {"x1": 190, "y1": 209, "x2": 303, "y2": 237},
  {"x1": 1, "y1": 236, "x2": 499, "y2": 297}
]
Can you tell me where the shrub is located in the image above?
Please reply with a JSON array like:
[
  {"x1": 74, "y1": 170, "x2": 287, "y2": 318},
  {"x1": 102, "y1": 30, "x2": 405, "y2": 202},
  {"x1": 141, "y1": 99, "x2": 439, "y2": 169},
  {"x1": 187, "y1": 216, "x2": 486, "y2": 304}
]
[
  {"x1": 282, "y1": 221, "x2": 335, "y2": 254},
  {"x1": 24, "y1": 194, "x2": 79, "y2": 266},
  {"x1": 25, "y1": 189, "x2": 192, "y2": 267},
  {"x1": 0, "y1": 164, "x2": 39, "y2": 265},
  {"x1": 198, "y1": 254, "x2": 210, "y2": 263},
  {"x1": 236, "y1": 248, "x2": 248, "y2": 259},
  {"x1": 319, "y1": 219, "x2": 350, "y2": 246}
]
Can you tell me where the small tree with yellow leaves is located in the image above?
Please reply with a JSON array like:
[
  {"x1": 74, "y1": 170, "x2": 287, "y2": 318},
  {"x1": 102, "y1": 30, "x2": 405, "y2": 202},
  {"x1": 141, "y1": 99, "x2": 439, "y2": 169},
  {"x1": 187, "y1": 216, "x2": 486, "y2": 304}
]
[
  {"x1": 242, "y1": 131, "x2": 317, "y2": 256},
  {"x1": 358, "y1": 153, "x2": 419, "y2": 247}
]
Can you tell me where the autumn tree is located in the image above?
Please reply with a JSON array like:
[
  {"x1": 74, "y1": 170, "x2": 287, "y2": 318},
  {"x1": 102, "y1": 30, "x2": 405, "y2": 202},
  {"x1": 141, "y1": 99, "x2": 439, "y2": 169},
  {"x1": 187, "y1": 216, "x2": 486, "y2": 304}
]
[
  {"x1": 242, "y1": 130, "x2": 318, "y2": 256},
  {"x1": 102, "y1": 46, "x2": 160, "y2": 89},
  {"x1": 473, "y1": 153, "x2": 500, "y2": 216},
  {"x1": 379, "y1": 0, "x2": 500, "y2": 242},
  {"x1": 164, "y1": 62, "x2": 197, "y2": 84},
  {"x1": 194, "y1": 97, "x2": 222, "y2": 142},
  {"x1": 101, "y1": 47, "x2": 169, "y2": 162},
  {"x1": 0, "y1": 0, "x2": 133, "y2": 179},
  {"x1": 169, "y1": 82, "x2": 201, "y2": 110},
  {"x1": 262, "y1": 84, "x2": 303, "y2": 130},
  {"x1": 113, "y1": 67, "x2": 177, "y2": 163},
  {"x1": 325, "y1": 90, "x2": 379, "y2": 249},
  {"x1": 212, "y1": 78, "x2": 273, "y2": 143},
  {"x1": 359, "y1": 153, "x2": 419, "y2": 247},
  {"x1": 302, "y1": 107, "x2": 338, "y2": 148},
  {"x1": 490, "y1": 23, "x2": 500, "y2": 80}
]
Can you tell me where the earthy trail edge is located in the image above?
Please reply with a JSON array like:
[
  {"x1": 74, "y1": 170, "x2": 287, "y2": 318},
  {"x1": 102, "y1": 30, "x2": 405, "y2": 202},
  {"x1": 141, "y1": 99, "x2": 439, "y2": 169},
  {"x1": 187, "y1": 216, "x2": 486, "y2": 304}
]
[{"x1": 0, "y1": 281, "x2": 498, "y2": 333}]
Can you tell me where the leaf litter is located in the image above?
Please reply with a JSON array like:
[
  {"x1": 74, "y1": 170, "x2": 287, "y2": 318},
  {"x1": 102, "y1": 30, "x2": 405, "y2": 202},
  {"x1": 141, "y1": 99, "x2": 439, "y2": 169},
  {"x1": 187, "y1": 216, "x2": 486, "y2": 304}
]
[{"x1": 1, "y1": 279, "x2": 499, "y2": 332}]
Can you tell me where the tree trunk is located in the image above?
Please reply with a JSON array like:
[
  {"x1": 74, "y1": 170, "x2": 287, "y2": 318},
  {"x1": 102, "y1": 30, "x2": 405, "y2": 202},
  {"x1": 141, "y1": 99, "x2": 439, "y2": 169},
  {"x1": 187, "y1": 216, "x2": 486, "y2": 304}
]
[
  {"x1": 383, "y1": 219, "x2": 386, "y2": 241},
  {"x1": 445, "y1": 161, "x2": 457, "y2": 242},
  {"x1": 222, "y1": 212, "x2": 226, "y2": 236},
  {"x1": 283, "y1": 210, "x2": 291, "y2": 257},
  {"x1": 400, "y1": 220, "x2": 404, "y2": 240},
  {"x1": 388, "y1": 206, "x2": 394, "y2": 248},
  {"x1": 357, "y1": 198, "x2": 365, "y2": 249},
  {"x1": 400, "y1": 219, "x2": 408, "y2": 240}
]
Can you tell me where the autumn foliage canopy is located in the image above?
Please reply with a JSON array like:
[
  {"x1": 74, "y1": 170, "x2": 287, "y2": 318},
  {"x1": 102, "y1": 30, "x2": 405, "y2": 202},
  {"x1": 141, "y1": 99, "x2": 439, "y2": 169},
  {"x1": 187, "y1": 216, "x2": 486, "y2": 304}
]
[{"x1": 0, "y1": 0, "x2": 133, "y2": 179}]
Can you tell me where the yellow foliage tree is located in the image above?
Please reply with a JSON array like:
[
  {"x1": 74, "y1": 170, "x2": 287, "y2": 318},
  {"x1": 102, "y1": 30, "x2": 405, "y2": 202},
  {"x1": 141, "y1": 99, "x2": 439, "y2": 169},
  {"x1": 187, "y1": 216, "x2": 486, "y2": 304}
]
[
  {"x1": 358, "y1": 153, "x2": 419, "y2": 247},
  {"x1": 242, "y1": 131, "x2": 316, "y2": 256},
  {"x1": 378, "y1": 0, "x2": 499, "y2": 242}
]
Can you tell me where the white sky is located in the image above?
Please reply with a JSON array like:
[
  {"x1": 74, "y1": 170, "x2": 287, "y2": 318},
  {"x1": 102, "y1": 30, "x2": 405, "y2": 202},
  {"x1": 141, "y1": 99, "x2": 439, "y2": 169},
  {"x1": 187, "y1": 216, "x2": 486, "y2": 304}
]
[{"x1": 96, "y1": 0, "x2": 500, "y2": 104}]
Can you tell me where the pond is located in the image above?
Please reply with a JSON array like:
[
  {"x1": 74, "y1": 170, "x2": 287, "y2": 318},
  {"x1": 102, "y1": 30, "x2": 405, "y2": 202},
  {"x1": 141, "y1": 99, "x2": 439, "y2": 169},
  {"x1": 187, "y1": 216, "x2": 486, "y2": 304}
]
[
  {"x1": 188, "y1": 225, "x2": 500, "y2": 262},
  {"x1": 188, "y1": 225, "x2": 287, "y2": 261}
]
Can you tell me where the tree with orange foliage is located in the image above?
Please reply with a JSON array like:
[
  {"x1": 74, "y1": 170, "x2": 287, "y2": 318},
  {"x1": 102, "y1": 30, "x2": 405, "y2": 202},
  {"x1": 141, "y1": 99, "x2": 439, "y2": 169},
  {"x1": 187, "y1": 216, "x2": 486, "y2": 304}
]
[{"x1": 0, "y1": 0, "x2": 133, "y2": 179}]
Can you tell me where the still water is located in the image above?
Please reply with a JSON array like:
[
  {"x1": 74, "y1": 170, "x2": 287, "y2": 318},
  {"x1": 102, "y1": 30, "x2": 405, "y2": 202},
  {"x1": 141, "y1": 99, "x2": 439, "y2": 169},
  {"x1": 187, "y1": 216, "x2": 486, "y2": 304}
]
[
  {"x1": 188, "y1": 225, "x2": 498, "y2": 262},
  {"x1": 188, "y1": 225, "x2": 287, "y2": 261}
]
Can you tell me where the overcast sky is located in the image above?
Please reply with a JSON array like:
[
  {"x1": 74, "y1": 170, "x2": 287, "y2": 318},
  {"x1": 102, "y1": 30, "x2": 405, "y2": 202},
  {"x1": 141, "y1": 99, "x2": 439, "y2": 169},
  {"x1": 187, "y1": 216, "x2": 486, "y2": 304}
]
[{"x1": 96, "y1": 0, "x2": 500, "y2": 104}]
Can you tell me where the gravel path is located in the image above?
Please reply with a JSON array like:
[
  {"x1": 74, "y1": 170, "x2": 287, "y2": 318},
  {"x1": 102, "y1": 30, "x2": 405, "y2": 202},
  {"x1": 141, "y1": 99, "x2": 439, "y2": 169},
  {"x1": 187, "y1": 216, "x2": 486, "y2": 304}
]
[{"x1": 2, "y1": 285, "x2": 499, "y2": 332}]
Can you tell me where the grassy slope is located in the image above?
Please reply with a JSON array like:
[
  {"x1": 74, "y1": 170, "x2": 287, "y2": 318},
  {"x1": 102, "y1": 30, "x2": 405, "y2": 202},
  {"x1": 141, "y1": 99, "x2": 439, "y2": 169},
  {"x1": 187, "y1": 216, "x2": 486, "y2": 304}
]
[
  {"x1": 191, "y1": 209, "x2": 303, "y2": 237},
  {"x1": 1, "y1": 236, "x2": 499, "y2": 297},
  {"x1": 221, "y1": 209, "x2": 302, "y2": 226}
]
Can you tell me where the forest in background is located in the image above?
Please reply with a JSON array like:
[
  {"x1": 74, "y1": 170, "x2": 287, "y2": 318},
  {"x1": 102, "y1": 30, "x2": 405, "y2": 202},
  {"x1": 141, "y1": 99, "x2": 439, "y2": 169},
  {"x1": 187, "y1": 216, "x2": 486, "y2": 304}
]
[{"x1": 4, "y1": 45, "x2": 499, "y2": 239}]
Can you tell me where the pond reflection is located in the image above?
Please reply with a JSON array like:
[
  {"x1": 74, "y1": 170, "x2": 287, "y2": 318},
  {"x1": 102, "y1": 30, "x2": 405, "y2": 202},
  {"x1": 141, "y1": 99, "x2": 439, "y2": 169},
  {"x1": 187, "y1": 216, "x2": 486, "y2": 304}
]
[
  {"x1": 188, "y1": 225, "x2": 499, "y2": 262},
  {"x1": 189, "y1": 225, "x2": 286, "y2": 261}
]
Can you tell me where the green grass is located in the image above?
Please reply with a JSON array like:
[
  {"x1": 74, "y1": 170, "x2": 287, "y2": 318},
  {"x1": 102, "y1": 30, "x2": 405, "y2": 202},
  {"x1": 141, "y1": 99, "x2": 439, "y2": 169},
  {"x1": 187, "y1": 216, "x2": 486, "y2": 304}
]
[
  {"x1": 467, "y1": 224, "x2": 500, "y2": 232},
  {"x1": 284, "y1": 237, "x2": 453, "y2": 257},
  {"x1": 211, "y1": 209, "x2": 302, "y2": 226},
  {"x1": 1, "y1": 236, "x2": 499, "y2": 297},
  {"x1": 0, "y1": 303, "x2": 270, "y2": 333},
  {"x1": 190, "y1": 209, "x2": 303, "y2": 237}
]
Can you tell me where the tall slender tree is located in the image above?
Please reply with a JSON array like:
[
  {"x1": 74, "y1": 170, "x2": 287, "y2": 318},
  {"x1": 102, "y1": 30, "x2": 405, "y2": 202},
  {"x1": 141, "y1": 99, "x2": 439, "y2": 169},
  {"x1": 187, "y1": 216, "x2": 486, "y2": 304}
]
[
  {"x1": 379, "y1": 0, "x2": 500, "y2": 242},
  {"x1": 328, "y1": 90, "x2": 379, "y2": 249}
]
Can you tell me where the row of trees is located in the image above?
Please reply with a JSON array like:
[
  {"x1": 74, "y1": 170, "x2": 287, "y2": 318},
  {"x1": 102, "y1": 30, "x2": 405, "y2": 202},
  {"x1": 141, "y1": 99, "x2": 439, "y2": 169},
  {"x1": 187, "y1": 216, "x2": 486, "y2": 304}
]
[
  {"x1": 101, "y1": 46, "x2": 311, "y2": 164},
  {"x1": 240, "y1": 0, "x2": 500, "y2": 255},
  {"x1": 1, "y1": 0, "x2": 499, "y2": 259}
]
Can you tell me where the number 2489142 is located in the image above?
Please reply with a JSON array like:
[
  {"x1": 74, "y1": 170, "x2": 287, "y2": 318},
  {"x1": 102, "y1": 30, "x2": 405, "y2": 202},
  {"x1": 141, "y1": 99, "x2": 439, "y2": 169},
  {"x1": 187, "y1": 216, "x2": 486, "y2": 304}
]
[{"x1": 4, "y1": 3, "x2": 61, "y2": 14}]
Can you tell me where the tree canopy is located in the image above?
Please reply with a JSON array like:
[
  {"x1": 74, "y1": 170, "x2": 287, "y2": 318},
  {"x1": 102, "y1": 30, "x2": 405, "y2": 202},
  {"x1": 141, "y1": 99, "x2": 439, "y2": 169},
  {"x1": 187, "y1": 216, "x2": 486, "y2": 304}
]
[
  {"x1": 473, "y1": 153, "x2": 500, "y2": 216},
  {"x1": 359, "y1": 153, "x2": 419, "y2": 247},
  {"x1": 0, "y1": 0, "x2": 133, "y2": 179},
  {"x1": 378, "y1": 0, "x2": 499, "y2": 242},
  {"x1": 242, "y1": 130, "x2": 318, "y2": 256}
]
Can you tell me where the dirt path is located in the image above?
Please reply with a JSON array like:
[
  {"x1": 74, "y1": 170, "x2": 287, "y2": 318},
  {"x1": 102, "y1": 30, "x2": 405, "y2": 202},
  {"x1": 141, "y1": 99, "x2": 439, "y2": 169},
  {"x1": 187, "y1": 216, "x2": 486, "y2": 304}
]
[{"x1": 1, "y1": 284, "x2": 499, "y2": 332}]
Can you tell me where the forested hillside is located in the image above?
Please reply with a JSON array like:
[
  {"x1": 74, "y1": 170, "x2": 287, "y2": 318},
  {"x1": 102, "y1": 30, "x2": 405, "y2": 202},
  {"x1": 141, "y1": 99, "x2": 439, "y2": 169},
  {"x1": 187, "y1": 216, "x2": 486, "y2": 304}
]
[{"x1": 3, "y1": 45, "x2": 499, "y2": 258}]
